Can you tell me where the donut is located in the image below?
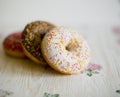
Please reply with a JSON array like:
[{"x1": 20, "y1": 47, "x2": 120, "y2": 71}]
[
  {"x1": 21, "y1": 20, "x2": 55, "y2": 65},
  {"x1": 41, "y1": 27, "x2": 90, "y2": 74},
  {"x1": 3, "y1": 32, "x2": 26, "y2": 58}
]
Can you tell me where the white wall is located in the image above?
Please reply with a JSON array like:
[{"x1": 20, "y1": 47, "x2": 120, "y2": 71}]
[{"x1": 0, "y1": 0, "x2": 120, "y2": 29}]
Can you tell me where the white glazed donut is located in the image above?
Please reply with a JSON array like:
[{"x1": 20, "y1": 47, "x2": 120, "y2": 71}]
[{"x1": 41, "y1": 27, "x2": 90, "y2": 74}]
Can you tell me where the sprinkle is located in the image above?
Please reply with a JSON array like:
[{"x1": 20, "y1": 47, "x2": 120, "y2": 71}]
[{"x1": 42, "y1": 27, "x2": 90, "y2": 74}]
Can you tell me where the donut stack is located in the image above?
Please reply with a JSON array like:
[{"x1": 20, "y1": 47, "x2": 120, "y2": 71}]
[{"x1": 3, "y1": 20, "x2": 90, "y2": 74}]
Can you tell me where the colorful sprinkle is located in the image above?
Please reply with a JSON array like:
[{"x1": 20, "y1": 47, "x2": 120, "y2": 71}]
[{"x1": 42, "y1": 27, "x2": 90, "y2": 74}]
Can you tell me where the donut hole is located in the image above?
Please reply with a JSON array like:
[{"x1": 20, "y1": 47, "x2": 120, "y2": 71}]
[
  {"x1": 65, "y1": 45, "x2": 75, "y2": 53},
  {"x1": 66, "y1": 46, "x2": 70, "y2": 51},
  {"x1": 40, "y1": 33, "x2": 45, "y2": 39},
  {"x1": 65, "y1": 40, "x2": 76, "y2": 52}
]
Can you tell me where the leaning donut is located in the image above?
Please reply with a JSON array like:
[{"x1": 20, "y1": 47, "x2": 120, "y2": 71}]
[
  {"x1": 21, "y1": 20, "x2": 55, "y2": 65},
  {"x1": 41, "y1": 27, "x2": 90, "y2": 74}
]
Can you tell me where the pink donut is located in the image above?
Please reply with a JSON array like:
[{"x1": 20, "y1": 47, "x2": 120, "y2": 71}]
[
  {"x1": 3, "y1": 32, "x2": 26, "y2": 58},
  {"x1": 41, "y1": 27, "x2": 90, "y2": 74}
]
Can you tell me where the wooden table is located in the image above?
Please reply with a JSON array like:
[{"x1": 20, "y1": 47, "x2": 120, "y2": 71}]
[{"x1": 0, "y1": 25, "x2": 120, "y2": 97}]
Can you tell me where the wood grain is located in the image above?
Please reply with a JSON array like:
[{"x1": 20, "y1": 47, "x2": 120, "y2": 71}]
[{"x1": 0, "y1": 25, "x2": 120, "y2": 97}]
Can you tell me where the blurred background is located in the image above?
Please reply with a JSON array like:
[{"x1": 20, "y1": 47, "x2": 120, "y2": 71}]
[{"x1": 0, "y1": 0, "x2": 120, "y2": 33}]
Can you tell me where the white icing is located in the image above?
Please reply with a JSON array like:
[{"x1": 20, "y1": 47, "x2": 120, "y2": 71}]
[{"x1": 42, "y1": 27, "x2": 90, "y2": 74}]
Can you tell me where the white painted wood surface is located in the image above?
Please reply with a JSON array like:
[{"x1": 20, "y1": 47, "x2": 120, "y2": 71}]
[
  {"x1": 0, "y1": 0, "x2": 120, "y2": 96},
  {"x1": 0, "y1": 25, "x2": 120, "y2": 97}
]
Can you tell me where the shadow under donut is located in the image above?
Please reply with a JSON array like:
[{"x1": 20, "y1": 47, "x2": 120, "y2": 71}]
[{"x1": 0, "y1": 42, "x2": 65, "y2": 78}]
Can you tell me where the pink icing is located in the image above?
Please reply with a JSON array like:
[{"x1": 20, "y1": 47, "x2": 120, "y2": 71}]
[{"x1": 3, "y1": 32, "x2": 23, "y2": 52}]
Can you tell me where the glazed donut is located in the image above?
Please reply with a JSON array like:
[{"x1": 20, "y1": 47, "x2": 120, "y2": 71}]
[
  {"x1": 41, "y1": 27, "x2": 90, "y2": 74},
  {"x1": 3, "y1": 32, "x2": 26, "y2": 58},
  {"x1": 21, "y1": 20, "x2": 55, "y2": 65}
]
